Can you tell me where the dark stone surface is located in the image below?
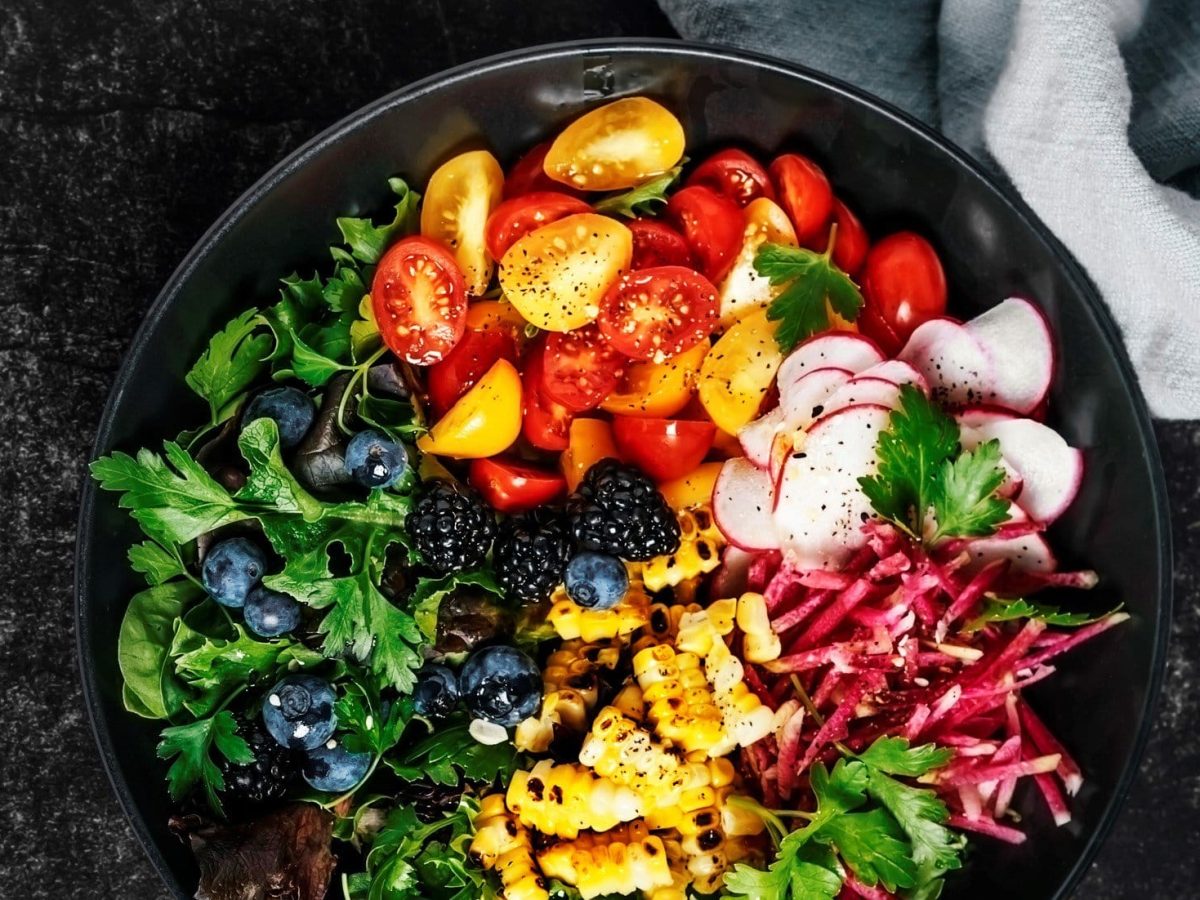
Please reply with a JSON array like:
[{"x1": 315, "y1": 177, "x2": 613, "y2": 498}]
[{"x1": 0, "y1": 1, "x2": 1194, "y2": 898}]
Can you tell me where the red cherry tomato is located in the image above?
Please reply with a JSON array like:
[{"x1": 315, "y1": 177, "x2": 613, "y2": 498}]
[
  {"x1": 468, "y1": 456, "x2": 566, "y2": 513},
  {"x1": 860, "y1": 232, "x2": 948, "y2": 353},
  {"x1": 628, "y1": 219, "x2": 695, "y2": 270},
  {"x1": 611, "y1": 416, "x2": 716, "y2": 482},
  {"x1": 769, "y1": 154, "x2": 834, "y2": 244},
  {"x1": 504, "y1": 140, "x2": 580, "y2": 199},
  {"x1": 665, "y1": 186, "x2": 744, "y2": 283},
  {"x1": 371, "y1": 236, "x2": 468, "y2": 365},
  {"x1": 540, "y1": 324, "x2": 627, "y2": 412},
  {"x1": 484, "y1": 192, "x2": 592, "y2": 261},
  {"x1": 521, "y1": 337, "x2": 574, "y2": 451},
  {"x1": 598, "y1": 265, "x2": 720, "y2": 362},
  {"x1": 686, "y1": 148, "x2": 774, "y2": 207},
  {"x1": 829, "y1": 199, "x2": 869, "y2": 276},
  {"x1": 426, "y1": 327, "x2": 518, "y2": 418}
]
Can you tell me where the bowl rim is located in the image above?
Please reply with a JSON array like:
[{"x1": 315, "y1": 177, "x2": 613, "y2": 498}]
[{"x1": 75, "y1": 37, "x2": 1172, "y2": 899}]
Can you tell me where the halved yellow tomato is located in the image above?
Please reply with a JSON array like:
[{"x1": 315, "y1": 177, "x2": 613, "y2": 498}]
[
  {"x1": 698, "y1": 308, "x2": 783, "y2": 435},
  {"x1": 658, "y1": 461, "x2": 724, "y2": 511},
  {"x1": 499, "y1": 213, "x2": 632, "y2": 332},
  {"x1": 417, "y1": 358, "x2": 521, "y2": 458},
  {"x1": 543, "y1": 97, "x2": 686, "y2": 191},
  {"x1": 718, "y1": 197, "x2": 798, "y2": 327},
  {"x1": 465, "y1": 299, "x2": 529, "y2": 344},
  {"x1": 420, "y1": 150, "x2": 504, "y2": 296},
  {"x1": 600, "y1": 340, "x2": 708, "y2": 418},
  {"x1": 560, "y1": 418, "x2": 620, "y2": 491}
]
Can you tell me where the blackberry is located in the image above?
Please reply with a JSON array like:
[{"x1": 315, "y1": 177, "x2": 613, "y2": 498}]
[
  {"x1": 407, "y1": 480, "x2": 497, "y2": 574},
  {"x1": 493, "y1": 508, "x2": 572, "y2": 603},
  {"x1": 217, "y1": 717, "x2": 299, "y2": 809},
  {"x1": 567, "y1": 459, "x2": 681, "y2": 561}
]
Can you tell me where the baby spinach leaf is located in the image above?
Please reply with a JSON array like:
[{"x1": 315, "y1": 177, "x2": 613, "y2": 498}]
[{"x1": 117, "y1": 581, "x2": 202, "y2": 720}]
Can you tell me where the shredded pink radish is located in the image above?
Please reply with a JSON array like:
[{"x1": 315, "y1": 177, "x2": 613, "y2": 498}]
[
  {"x1": 1033, "y1": 770, "x2": 1073, "y2": 826},
  {"x1": 842, "y1": 873, "x2": 894, "y2": 900},
  {"x1": 948, "y1": 814, "x2": 1028, "y2": 844},
  {"x1": 1018, "y1": 701, "x2": 1084, "y2": 795}
]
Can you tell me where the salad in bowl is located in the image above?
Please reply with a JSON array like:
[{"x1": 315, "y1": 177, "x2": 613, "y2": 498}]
[{"x1": 91, "y1": 95, "x2": 1125, "y2": 900}]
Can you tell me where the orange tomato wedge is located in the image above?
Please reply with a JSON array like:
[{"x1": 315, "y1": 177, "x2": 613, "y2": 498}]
[
  {"x1": 718, "y1": 197, "x2": 798, "y2": 327},
  {"x1": 600, "y1": 341, "x2": 708, "y2": 418},
  {"x1": 560, "y1": 418, "x2": 620, "y2": 491},
  {"x1": 698, "y1": 308, "x2": 783, "y2": 435},
  {"x1": 421, "y1": 150, "x2": 504, "y2": 295},
  {"x1": 657, "y1": 461, "x2": 725, "y2": 512},
  {"x1": 417, "y1": 358, "x2": 522, "y2": 458}
]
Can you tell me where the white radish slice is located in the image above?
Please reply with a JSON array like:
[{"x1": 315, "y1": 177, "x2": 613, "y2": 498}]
[
  {"x1": 962, "y1": 505, "x2": 1057, "y2": 574},
  {"x1": 855, "y1": 359, "x2": 929, "y2": 391},
  {"x1": 774, "y1": 404, "x2": 890, "y2": 569},
  {"x1": 956, "y1": 405, "x2": 1019, "y2": 429},
  {"x1": 777, "y1": 332, "x2": 885, "y2": 390},
  {"x1": 822, "y1": 377, "x2": 902, "y2": 415},
  {"x1": 738, "y1": 407, "x2": 784, "y2": 468},
  {"x1": 959, "y1": 425, "x2": 1025, "y2": 500},
  {"x1": 779, "y1": 367, "x2": 853, "y2": 426},
  {"x1": 713, "y1": 457, "x2": 780, "y2": 551},
  {"x1": 964, "y1": 298, "x2": 1054, "y2": 414},
  {"x1": 898, "y1": 317, "x2": 994, "y2": 407},
  {"x1": 959, "y1": 418, "x2": 1083, "y2": 523}
]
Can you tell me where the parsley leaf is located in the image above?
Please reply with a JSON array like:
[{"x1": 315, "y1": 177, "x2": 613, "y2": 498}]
[
  {"x1": 857, "y1": 737, "x2": 955, "y2": 777},
  {"x1": 157, "y1": 709, "x2": 252, "y2": 814},
  {"x1": 864, "y1": 771, "x2": 964, "y2": 885},
  {"x1": 337, "y1": 177, "x2": 421, "y2": 264},
  {"x1": 754, "y1": 240, "x2": 864, "y2": 351},
  {"x1": 282, "y1": 328, "x2": 350, "y2": 387},
  {"x1": 930, "y1": 439, "x2": 1009, "y2": 541},
  {"x1": 387, "y1": 717, "x2": 520, "y2": 786},
  {"x1": 185, "y1": 308, "x2": 272, "y2": 421},
  {"x1": 817, "y1": 807, "x2": 915, "y2": 891},
  {"x1": 594, "y1": 165, "x2": 683, "y2": 218},
  {"x1": 127, "y1": 539, "x2": 186, "y2": 586},
  {"x1": 335, "y1": 674, "x2": 412, "y2": 756},
  {"x1": 725, "y1": 839, "x2": 842, "y2": 900},
  {"x1": 963, "y1": 597, "x2": 1121, "y2": 633}
]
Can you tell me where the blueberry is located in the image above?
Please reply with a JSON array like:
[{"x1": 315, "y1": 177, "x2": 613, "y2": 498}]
[
  {"x1": 243, "y1": 386, "x2": 315, "y2": 448},
  {"x1": 302, "y1": 738, "x2": 372, "y2": 792},
  {"x1": 243, "y1": 586, "x2": 301, "y2": 638},
  {"x1": 459, "y1": 646, "x2": 542, "y2": 727},
  {"x1": 564, "y1": 552, "x2": 629, "y2": 610},
  {"x1": 344, "y1": 429, "x2": 408, "y2": 489},
  {"x1": 412, "y1": 664, "x2": 459, "y2": 719},
  {"x1": 201, "y1": 537, "x2": 268, "y2": 608},
  {"x1": 262, "y1": 675, "x2": 337, "y2": 750}
]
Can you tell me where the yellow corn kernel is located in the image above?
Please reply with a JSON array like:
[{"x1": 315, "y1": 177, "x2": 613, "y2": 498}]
[
  {"x1": 704, "y1": 639, "x2": 775, "y2": 749},
  {"x1": 640, "y1": 508, "x2": 725, "y2": 593},
  {"x1": 470, "y1": 795, "x2": 549, "y2": 900},
  {"x1": 736, "y1": 592, "x2": 782, "y2": 663},
  {"x1": 720, "y1": 793, "x2": 768, "y2": 838},
  {"x1": 633, "y1": 645, "x2": 728, "y2": 754},
  {"x1": 579, "y1": 707, "x2": 683, "y2": 799},
  {"x1": 611, "y1": 682, "x2": 646, "y2": 721},
  {"x1": 537, "y1": 823, "x2": 673, "y2": 900},
  {"x1": 506, "y1": 760, "x2": 644, "y2": 839},
  {"x1": 548, "y1": 586, "x2": 650, "y2": 642},
  {"x1": 496, "y1": 845, "x2": 550, "y2": 900},
  {"x1": 675, "y1": 599, "x2": 736, "y2": 657}
]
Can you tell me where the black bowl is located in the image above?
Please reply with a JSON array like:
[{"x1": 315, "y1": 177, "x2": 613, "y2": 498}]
[{"x1": 76, "y1": 39, "x2": 1170, "y2": 899}]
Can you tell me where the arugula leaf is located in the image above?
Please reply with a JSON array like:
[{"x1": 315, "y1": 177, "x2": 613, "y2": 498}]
[
  {"x1": 157, "y1": 709, "x2": 253, "y2": 814},
  {"x1": 409, "y1": 569, "x2": 504, "y2": 641},
  {"x1": 127, "y1": 540, "x2": 186, "y2": 587},
  {"x1": 963, "y1": 597, "x2": 1120, "y2": 633},
  {"x1": 337, "y1": 177, "x2": 421, "y2": 265},
  {"x1": 754, "y1": 241, "x2": 864, "y2": 351},
  {"x1": 185, "y1": 308, "x2": 272, "y2": 420},
  {"x1": 857, "y1": 737, "x2": 955, "y2": 777},
  {"x1": 594, "y1": 165, "x2": 683, "y2": 218},
  {"x1": 930, "y1": 439, "x2": 1010, "y2": 541},
  {"x1": 387, "y1": 717, "x2": 520, "y2": 786},
  {"x1": 117, "y1": 580, "x2": 201, "y2": 720}
]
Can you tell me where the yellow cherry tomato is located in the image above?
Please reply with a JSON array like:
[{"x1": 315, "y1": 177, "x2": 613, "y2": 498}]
[
  {"x1": 600, "y1": 340, "x2": 708, "y2": 418},
  {"x1": 698, "y1": 308, "x2": 784, "y2": 435},
  {"x1": 417, "y1": 358, "x2": 521, "y2": 458},
  {"x1": 420, "y1": 150, "x2": 504, "y2": 296},
  {"x1": 499, "y1": 213, "x2": 632, "y2": 332},
  {"x1": 543, "y1": 97, "x2": 686, "y2": 191},
  {"x1": 718, "y1": 197, "x2": 798, "y2": 327},
  {"x1": 657, "y1": 461, "x2": 724, "y2": 512},
  {"x1": 465, "y1": 299, "x2": 530, "y2": 345},
  {"x1": 560, "y1": 418, "x2": 620, "y2": 491}
]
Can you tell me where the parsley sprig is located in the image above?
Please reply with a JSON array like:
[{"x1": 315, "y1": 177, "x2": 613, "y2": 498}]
[
  {"x1": 593, "y1": 164, "x2": 683, "y2": 218},
  {"x1": 859, "y1": 385, "x2": 1011, "y2": 544}
]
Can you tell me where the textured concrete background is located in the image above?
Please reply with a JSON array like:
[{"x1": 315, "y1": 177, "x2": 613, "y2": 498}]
[{"x1": 0, "y1": 0, "x2": 1196, "y2": 897}]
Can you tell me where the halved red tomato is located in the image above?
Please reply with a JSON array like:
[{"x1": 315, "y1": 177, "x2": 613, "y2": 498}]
[
  {"x1": 540, "y1": 324, "x2": 627, "y2": 412},
  {"x1": 521, "y1": 336, "x2": 574, "y2": 451},
  {"x1": 611, "y1": 416, "x2": 716, "y2": 482},
  {"x1": 504, "y1": 140, "x2": 578, "y2": 199},
  {"x1": 598, "y1": 265, "x2": 720, "y2": 362},
  {"x1": 686, "y1": 148, "x2": 774, "y2": 207},
  {"x1": 468, "y1": 456, "x2": 566, "y2": 512},
  {"x1": 426, "y1": 327, "x2": 517, "y2": 418},
  {"x1": 665, "y1": 186, "x2": 743, "y2": 283},
  {"x1": 769, "y1": 153, "x2": 834, "y2": 244},
  {"x1": 628, "y1": 219, "x2": 694, "y2": 270},
  {"x1": 484, "y1": 192, "x2": 592, "y2": 261},
  {"x1": 371, "y1": 236, "x2": 468, "y2": 365},
  {"x1": 860, "y1": 231, "x2": 947, "y2": 354},
  {"x1": 830, "y1": 199, "x2": 869, "y2": 276}
]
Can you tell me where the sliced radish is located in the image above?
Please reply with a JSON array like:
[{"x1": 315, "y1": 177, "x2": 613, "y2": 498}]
[
  {"x1": 774, "y1": 404, "x2": 890, "y2": 569},
  {"x1": 959, "y1": 418, "x2": 1083, "y2": 523},
  {"x1": 777, "y1": 332, "x2": 884, "y2": 390},
  {"x1": 961, "y1": 505, "x2": 1057, "y2": 574},
  {"x1": 711, "y1": 546, "x2": 756, "y2": 599},
  {"x1": 898, "y1": 317, "x2": 994, "y2": 407},
  {"x1": 822, "y1": 377, "x2": 902, "y2": 415},
  {"x1": 956, "y1": 404, "x2": 1020, "y2": 429},
  {"x1": 739, "y1": 407, "x2": 784, "y2": 468},
  {"x1": 964, "y1": 298, "x2": 1054, "y2": 415},
  {"x1": 855, "y1": 359, "x2": 929, "y2": 391},
  {"x1": 713, "y1": 457, "x2": 780, "y2": 551},
  {"x1": 958, "y1": 424, "x2": 1025, "y2": 500},
  {"x1": 779, "y1": 367, "x2": 853, "y2": 426}
]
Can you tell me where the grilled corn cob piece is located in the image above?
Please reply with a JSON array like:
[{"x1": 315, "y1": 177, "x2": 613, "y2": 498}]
[
  {"x1": 470, "y1": 794, "x2": 549, "y2": 900},
  {"x1": 675, "y1": 599, "x2": 737, "y2": 657},
  {"x1": 506, "y1": 759, "x2": 645, "y2": 839},
  {"x1": 515, "y1": 640, "x2": 623, "y2": 753},
  {"x1": 548, "y1": 584, "x2": 651, "y2": 642},
  {"x1": 537, "y1": 822, "x2": 673, "y2": 899},
  {"x1": 611, "y1": 682, "x2": 647, "y2": 721},
  {"x1": 736, "y1": 592, "x2": 782, "y2": 663},
  {"x1": 633, "y1": 602, "x2": 703, "y2": 654},
  {"x1": 633, "y1": 644, "x2": 727, "y2": 754},
  {"x1": 646, "y1": 835, "x2": 691, "y2": 900},
  {"x1": 579, "y1": 706, "x2": 688, "y2": 801},
  {"x1": 640, "y1": 508, "x2": 725, "y2": 593},
  {"x1": 705, "y1": 637, "x2": 775, "y2": 749}
]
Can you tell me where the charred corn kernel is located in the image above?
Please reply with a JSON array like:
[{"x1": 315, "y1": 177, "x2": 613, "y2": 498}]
[
  {"x1": 612, "y1": 682, "x2": 646, "y2": 721},
  {"x1": 675, "y1": 599, "x2": 736, "y2": 657},
  {"x1": 471, "y1": 795, "x2": 549, "y2": 900},
  {"x1": 646, "y1": 837, "x2": 692, "y2": 900},
  {"x1": 496, "y1": 846, "x2": 551, "y2": 900},
  {"x1": 634, "y1": 602, "x2": 703, "y2": 654},
  {"x1": 704, "y1": 638, "x2": 775, "y2": 749},
  {"x1": 736, "y1": 592, "x2": 782, "y2": 663},
  {"x1": 506, "y1": 760, "x2": 643, "y2": 839},
  {"x1": 580, "y1": 707, "x2": 683, "y2": 799},
  {"x1": 548, "y1": 585, "x2": 650, "y2": 641},
  {"x1": 640, "y1": 508, "x2": 725, "y2": 593},
  {"x1": 537, "y1": 823, "x2": 673, "y2": 899},
  {"x1": 516, "y1": 640, "x2": 624, "y2": 752},
  {"x1": 634, "y1": 645, "x2": 727, "y2": 754}
]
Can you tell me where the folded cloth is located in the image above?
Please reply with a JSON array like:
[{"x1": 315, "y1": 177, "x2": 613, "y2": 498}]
[{"x1": 657, "y1": 0, "x2": 1200, "y2": 418}]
